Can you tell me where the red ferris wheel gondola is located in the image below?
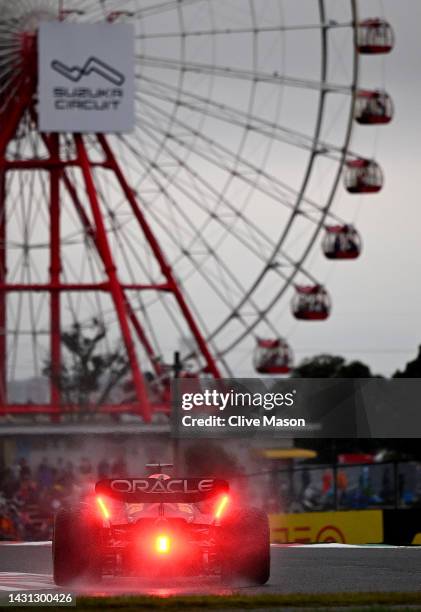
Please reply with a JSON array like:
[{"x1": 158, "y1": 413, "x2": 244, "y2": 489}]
[
  {"x1": 292, "y1": 286, "x2": 331, "y2": 321},
  {"x1": 322, "y1": 225, "x2": 361, "y2": 260},
  {"x1": 344, "y1": 159, "x2": 383, "y2": 194},
  {"x1": 355, "y1": 90, "x2": 393, "y2": 125},
  {"x1": 357, "y1": 19, "x2": 394, "y2": 54},
  {"x1": 254, "y1": 338, "x2": 292, "y2": 375}
]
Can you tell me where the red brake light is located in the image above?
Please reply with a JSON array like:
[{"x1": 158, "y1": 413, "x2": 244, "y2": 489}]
[
  {"x1": 155, "y1": 534, "x2": 170, "y2": 554},
  {"x1": 96, "y1": 496, "x2": 110, "y2": 520},
  {"x1": 215, "y1": 494, "x2": 229, "y2": 519}
]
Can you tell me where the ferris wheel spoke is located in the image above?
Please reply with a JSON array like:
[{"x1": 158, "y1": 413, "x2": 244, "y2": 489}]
[
  {"x1": 119, "y1": 145, "x2": 262, "y2": 311},
  {"x1": 133, "y1": 0, "x2": 206, "y2": 19},
  {"x1": 137, "y1": 54, "x2": 352, "y2": 94},
  {"x1": 115, "y1": 133, "x2": 215, "y2": 257},
  {"x1": 139, "y1": 76, "x2": 345, "y2": 160},
  {"x1": 115, "y1": 141, "x2": 291, "y2": 348},
  {"x1": 69, "y1": 140, "x2": 210, "y2": 372},
  {"x1": 212, "y1": 195, "x2": 341, "y2": 354},
  {"x1": 8, "y1": 241, "x2": 28, "y2": 381},
  {"x1": 127, "y1": 117, "x2": 321, "y2": 333},
  {"x1": 119, "y1": 127, "x2": 269, "y2": 260},
  {"x1": 135, "y1": 91, "x2": 322, "y2": 214},
  {"x1": 120, "y1": 136, "x2": 267, "y2": 316},
  {"x1": 0, "y1": 79, "x2": 25, "y2": 114},
  {"x1": 135, "y1": 21, "x2": 353, "y2": 40},
  {"x1": 27, "y1": 299, "x2": 42, "y2": 379},
  {"x1": 135, "y1": 98, "x2": 299, "y2": 210},
  {"x1": 31, "y1": 170, "x2": 52, "y2": 247},
  {"x1": 76, "y1": 249, "x2": 111, "y2": 338},
  {"x1": 132, "y1": 294, "x2": 165, "y2": 370},
  {"x1": 63, "y1": 155, "x2": 162, "y2": 395},
  {"x1": 217, "y1": 264, "x2": 304, "y2": 356},
  {"x1": 138, "y1": 127, "x2": 322, "y2": 349},
  {"x1": 88, "y1": 184, "x2": 165, "y2": 363},
  {"x1": 60, "y1": 255, "x2": 86, "y2": 329},
  {"x1": 135, "y1": 95, "x2": 343, "y2": 233},
  {"x1": 132, "y1": 164, "x2": 313, "y2": 300},
  {"x1": 96, "y1": 171, "x2": 167, "y2": 293},
  {"x1": 15, "y1": 171, "x2": 36, "y2": 268},
  {"x1": 127, "y1": 122, "x2": 295, "y2": 271}
]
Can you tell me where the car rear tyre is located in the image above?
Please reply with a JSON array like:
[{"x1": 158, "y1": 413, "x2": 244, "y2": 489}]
[
  {"x1": 53, "y1": 508, "x2": 102, "y2": 586},
  {"x1": 219, "y1": 507, "x2": 270, "y2": 585}
]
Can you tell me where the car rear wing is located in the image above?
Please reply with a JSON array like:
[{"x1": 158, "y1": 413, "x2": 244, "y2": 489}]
[{"x1": 95, "y1": 477, "x2": 229, "y2": 503}]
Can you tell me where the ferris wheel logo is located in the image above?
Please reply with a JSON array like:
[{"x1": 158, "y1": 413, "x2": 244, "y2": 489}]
[{"x1": 51, "y1": 57, "x2": 126, "y2": 87}]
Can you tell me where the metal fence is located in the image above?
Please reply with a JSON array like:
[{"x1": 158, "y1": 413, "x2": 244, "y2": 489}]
[{"x1": 234, "y1": 461, "x2": 421, "y2": 514}]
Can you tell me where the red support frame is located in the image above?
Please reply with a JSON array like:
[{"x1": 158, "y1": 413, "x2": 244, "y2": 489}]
[
  {"x1": 0, "y1": 55, "x2": 221, "y2": 420},
  {"x1": 74, "y1": 134, "x2": 152, "y2": 421},
  {"x1": 38, "y1": 126, "x2": 166, "y2": 382},
  {"x1": 49, "y1": 134, "x2": 62, "y2": 420},
  {"x1": 60, "y1": 179, "x2": 167, "y2": 381},
  {"x1": 0, "y1": 76, "x2": 36, "y2": 416},
  {"x1": 0, "y1": 168, "x2": 6, "y2": 406},
  {"x1": 98, "y1": 135, "x2": 221, "y2": 378}
]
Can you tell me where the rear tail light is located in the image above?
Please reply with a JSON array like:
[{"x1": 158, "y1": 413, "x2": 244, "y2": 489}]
[
  {"x1": 155, "y1": 534, "x2": 170, "y2": 554},
  {"x1": 96, "y1": 495, "x2": 110, "y2": 520},
  {"x1": 215, "y1": 494, "x2": 229, "y2": 519}
]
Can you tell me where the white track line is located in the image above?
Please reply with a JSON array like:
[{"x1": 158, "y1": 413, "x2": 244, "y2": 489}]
[
  {"x1": 0, "y1": 573, "x2": 55, "y2": 591},
  {"x1": 3, "y1": 542, "x2": 364, "y2": 548},
  {"x1": 270, "y1": 543, "x2": 420, "y2": 548},
  {"x1": 270, "y1": 543, "x2": 365, "y2": 548},
  {"x1": 270, "y1": 543, "x2": 364, "y2": 548},
  {"x1": 0, "y1": 542, "x2": 52, "y2": 546},
  {"x1": 0, "y1": 541, "x2": 415, "y2": 549}
]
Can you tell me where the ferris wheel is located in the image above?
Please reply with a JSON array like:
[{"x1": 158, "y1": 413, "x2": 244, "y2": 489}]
[{"x1": 0, "y1": 0, "x2": 393, "y2": 420}]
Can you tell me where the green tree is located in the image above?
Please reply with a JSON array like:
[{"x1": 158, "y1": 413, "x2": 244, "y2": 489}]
[
  {"x1": 393, "y1": 346, "x2": 421, "y2": 378},
  {"x1": 293, "y1": 354, "x2": 373, "y2": 378},
  {"x1": 337, "y1": 360, "x2": 373, "y2": 378},
  {"x1": 43, "y1": 319, "x2": 130, "y2": 407}
]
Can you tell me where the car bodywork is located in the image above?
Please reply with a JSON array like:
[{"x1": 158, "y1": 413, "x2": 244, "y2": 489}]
[
  {"x1": 94, "y1": 476, "x2": 230, "y2": 578},
  {"x1": 53, "y1": 472, "x2": 270, "y2": 586}
]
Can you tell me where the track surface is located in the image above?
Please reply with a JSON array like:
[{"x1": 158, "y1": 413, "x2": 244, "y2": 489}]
[{"x1": 0, "y1": 543, "x2": 420, "y2": 595}]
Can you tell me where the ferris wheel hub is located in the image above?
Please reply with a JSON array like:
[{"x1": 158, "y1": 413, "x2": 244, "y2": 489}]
[
  {"x1": 0, "y1": 3, "x2": 55, "y2": 69},
  {"x1": 1, "y1": 2, "x2": 55, "y2": 33},
  {"x1": 20, "y1": 11, "x2": 55, "y2": 34}
]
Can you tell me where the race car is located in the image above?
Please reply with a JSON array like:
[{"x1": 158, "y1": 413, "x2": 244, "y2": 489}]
[{"x1": 53, "y1": 464, "x2": 270, "y2": 586}]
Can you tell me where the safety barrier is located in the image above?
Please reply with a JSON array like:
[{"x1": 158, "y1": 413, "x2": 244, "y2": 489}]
[{"x1": 270, "y1": 509, "x2": 421, "y2": 545}]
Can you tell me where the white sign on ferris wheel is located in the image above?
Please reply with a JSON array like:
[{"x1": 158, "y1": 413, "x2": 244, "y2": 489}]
[{"x1": 38, "y1": 22, "x2": 135, "y2": 133}]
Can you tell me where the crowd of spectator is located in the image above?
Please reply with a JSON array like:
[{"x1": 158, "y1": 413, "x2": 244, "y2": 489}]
[
  {"x1": 3, "y1": 454, "x2": 420, "y2": 541},
  {"x1": 0, "y1": 455, "x2": 128, "y2": 541}
]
